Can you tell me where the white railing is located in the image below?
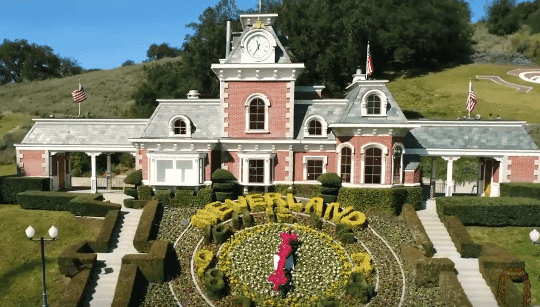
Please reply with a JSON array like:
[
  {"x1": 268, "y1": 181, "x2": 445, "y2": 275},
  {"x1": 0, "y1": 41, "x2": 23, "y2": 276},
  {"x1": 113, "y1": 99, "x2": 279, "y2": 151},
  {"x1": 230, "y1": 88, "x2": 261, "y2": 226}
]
[
  {"x1": 70, "y1": 176, "x2": 126, "y2": 188},
  {"x1": 422, "y1": 178, "x2": 479, "y2": 194}
]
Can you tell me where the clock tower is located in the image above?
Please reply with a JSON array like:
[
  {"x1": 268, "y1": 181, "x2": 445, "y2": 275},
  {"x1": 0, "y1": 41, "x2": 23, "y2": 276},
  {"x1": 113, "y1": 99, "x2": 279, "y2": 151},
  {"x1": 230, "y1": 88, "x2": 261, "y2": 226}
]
[{"x1": 211, "y1": 13, "x2": 305, "y2": 139}]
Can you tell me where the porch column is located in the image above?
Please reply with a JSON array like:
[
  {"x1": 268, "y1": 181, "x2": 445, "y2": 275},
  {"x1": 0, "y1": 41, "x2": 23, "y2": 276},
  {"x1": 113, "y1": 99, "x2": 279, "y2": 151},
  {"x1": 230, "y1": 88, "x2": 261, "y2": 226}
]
[
  {"x1": 492, "y1": 157, "x2": 503, "y2": 197},
  {"x1": 87, "y1": 152, "x2": 101, "y2": 193},
  {"x1": 106, "y1": 153, "x2": 112, "y2": 190},
  {"x1": 430, "y1": 157, "x2": 437, "y2": 199},
  {"x1": 442, "y1": 156, "x2": 459, "y2": 197}
]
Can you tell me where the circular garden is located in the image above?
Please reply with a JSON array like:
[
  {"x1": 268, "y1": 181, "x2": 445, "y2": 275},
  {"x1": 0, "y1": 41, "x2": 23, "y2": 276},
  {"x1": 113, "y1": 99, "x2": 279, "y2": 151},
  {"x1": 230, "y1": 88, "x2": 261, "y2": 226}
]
[{"x1": 141, "y1": 192, "x2": 448, "y2": 307}]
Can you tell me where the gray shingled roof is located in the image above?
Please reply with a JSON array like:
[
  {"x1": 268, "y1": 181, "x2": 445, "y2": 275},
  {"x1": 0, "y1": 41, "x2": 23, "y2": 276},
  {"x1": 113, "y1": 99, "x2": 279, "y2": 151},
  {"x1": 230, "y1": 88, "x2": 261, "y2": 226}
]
[
  {"x1": 21, "y1": 119, "x2": 148, "y2": 146},
  {"x1": 294, "y1": 102, "x2": 347, "y2": 139},
  {"x1": 405, "y1": 125, "x2": 539, "y2": 151},
  {"x1": 139, "y1": 102, "x2": 222, "y2": 139}
]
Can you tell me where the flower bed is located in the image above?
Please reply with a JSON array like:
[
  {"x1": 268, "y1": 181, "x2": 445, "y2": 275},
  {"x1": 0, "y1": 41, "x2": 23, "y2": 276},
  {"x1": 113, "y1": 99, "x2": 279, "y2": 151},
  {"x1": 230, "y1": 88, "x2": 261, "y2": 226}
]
[{"x1": 214, "y1": 223, "x2": 355, "y2": 305}]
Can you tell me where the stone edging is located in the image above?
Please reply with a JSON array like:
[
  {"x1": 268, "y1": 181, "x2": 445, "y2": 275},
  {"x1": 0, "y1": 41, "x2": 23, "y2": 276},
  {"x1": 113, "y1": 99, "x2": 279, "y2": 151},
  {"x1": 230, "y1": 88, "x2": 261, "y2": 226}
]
[{"x1": 476, "y1": 75, "x2": 533, "y2": 93}]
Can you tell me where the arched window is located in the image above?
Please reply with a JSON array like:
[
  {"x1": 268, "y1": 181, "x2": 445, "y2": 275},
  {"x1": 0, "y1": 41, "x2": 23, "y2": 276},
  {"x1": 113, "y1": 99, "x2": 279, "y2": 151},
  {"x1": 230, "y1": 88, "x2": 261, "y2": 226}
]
[
  {"x1": 249, "y1": 98, "x2": 265, "y2": 130},
  {"x1": 173, "y1": 119, "x2": 187, "y2": 135},
  {"x1": 340, "y1": 147, "x2": 352, "y2": 183},
  {"x1": 393, "y1": 146, "x2": 403, "y2": 184},
  {"x1": 308, "y1": 119, "x2": 322, "y2": 135},
  {"x1": 364, "y1": 147, "x2": 382, "y2": 184},
  {"x1": 168, "y1": 115, "x2": 191, "y2": 137},
  {"x1": 367, "y1": 94, "x2": 381, "y2": 115}
]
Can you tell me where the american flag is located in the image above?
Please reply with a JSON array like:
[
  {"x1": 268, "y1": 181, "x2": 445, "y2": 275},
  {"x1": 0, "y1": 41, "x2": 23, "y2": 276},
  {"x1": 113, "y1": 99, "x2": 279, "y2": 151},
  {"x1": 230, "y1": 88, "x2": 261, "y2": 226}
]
[
  {"x1": 466, "y1": 80, "x2": 477, "y2": 115},
  {"x1": 366, "y1": 42, "x2": 373, "y2": 76},
  {"x1": 72, "y1": 82, "x2": 87, "y2": 103}
]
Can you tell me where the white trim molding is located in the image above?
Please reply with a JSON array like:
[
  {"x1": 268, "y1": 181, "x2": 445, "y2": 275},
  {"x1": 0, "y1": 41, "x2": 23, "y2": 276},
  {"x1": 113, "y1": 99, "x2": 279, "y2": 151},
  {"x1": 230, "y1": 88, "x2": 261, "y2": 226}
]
[
  {"x1": 392, "y1": 143, "x2": 405, "y2": 185},
  {"x1": 360, "y1": 142, "x2": 389, "y2": 185},
  {"x1": 337, "y1": 142, "x2": 355, "y2": 183},
  {"x1": 245, "y1": 93, "x2": 270, "y2": 133},
  {"x1": 237, "y1": 152, "x2": 276, "y2": 186},
  {"x1": 302, "y1": 155, "x2": 328, "y2": 181}
]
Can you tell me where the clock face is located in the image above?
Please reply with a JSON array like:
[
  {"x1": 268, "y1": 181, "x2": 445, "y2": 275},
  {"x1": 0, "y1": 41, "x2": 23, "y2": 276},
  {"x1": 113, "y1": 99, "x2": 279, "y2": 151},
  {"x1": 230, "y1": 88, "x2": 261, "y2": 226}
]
[{"x1": 246, "y1": 33, "x2": 272, "y2": 60}]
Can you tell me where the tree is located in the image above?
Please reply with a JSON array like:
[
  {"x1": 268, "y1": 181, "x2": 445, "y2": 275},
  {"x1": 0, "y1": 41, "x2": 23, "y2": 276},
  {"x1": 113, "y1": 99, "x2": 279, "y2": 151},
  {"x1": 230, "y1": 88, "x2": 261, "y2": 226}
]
[
  {"x1": 146, "y1": 43, "x2": 181, "y2": 61},
  {"x1": 122, "y1": 59, "x2": 136, "y2": 66},
  {"x1": 486, "y1": 0, "x2": 518, "y2": 35},
  {"x1": 0, "y1": 39, "x2": 82, "y2": 84}
]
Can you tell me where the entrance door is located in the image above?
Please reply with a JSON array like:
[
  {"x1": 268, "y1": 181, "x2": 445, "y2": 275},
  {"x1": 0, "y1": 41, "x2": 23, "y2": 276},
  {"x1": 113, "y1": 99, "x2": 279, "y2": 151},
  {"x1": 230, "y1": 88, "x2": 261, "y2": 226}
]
[
  {"x1": 483, "y1": 159, "x2": 492, "y2": 197},
  {"x1": 58, "y1": 156, "x2": 66, "y2": 190}
]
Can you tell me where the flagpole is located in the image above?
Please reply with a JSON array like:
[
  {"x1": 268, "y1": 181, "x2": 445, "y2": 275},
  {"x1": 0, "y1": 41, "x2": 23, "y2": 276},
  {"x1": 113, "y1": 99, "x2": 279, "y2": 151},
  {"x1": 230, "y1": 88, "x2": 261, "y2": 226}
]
[
  {"x1": 467, "y1": 79, "x2": 471, "y2": 119},
  {"x1": 78, "y1": 79, "x2": 81, "y2": 117},
  {"x1": 366, "y1": 41, "x2": 369, "y2": 80}
]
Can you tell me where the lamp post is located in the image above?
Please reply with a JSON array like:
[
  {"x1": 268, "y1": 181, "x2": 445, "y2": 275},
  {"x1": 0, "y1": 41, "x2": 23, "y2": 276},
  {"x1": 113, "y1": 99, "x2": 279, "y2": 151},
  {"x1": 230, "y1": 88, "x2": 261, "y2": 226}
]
[
  {"x1": 530, "y1": 229, "x2": 540, "y2": 282},
  {"x1": 25, "y1": 225, "x2": 58, "y2": 307}
]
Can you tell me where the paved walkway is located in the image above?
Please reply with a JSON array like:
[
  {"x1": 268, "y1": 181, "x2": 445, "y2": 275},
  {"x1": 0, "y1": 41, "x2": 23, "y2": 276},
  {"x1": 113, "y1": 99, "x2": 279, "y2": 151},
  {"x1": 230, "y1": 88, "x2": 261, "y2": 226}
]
[
  {"x1": 416, "y1": 199, "x2": 498, "y2": 306},
  {"x1": 75, "y1": 191, "x2": 143, "y2": 307},
  {"x1": 476, "y1": 75, "x2": 533, "y2": 93}
]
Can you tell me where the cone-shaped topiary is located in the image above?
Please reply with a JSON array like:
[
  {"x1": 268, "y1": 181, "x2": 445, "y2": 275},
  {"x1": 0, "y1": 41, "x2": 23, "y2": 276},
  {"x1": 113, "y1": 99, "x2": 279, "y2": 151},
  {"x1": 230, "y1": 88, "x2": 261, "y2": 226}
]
[{"x1": 124, "y1": 170, "x2": 143, "y2": 187}]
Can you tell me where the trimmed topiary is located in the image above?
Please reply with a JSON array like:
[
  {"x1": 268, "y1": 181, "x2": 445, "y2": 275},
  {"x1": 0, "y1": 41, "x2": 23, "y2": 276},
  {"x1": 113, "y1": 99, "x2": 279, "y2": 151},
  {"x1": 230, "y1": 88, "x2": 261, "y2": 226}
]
[
  {"x1": 212, "y1": 182, "x2": 237, "y2": 192},
  {"x1": 212, "y1": 224, "x2": 231, "y2": 245},
  {"x1": 204, "y1": 268, "x2": 225, "y2": 299},
  {"x1": 123, "y1": 187, "x2": 138, "y2": 199},
  {"x1": 344, "y1": 272, "x2": 374, "y2": 303},
  {"x1": 231, "y1": 212, "x2": 241, "y2": 230},
  {"x1": 337, "y1": 223, "x2": 356, "y2": 244},
  {"x1": 211, "y1": 169, "x2": 237, "y2": 183},
  {"x1": 318, "y1": 296, "x2": 341, "y2": 307},
  {"x1": 171, "y1": 189, "x2": 195, "y2": 207},
  {"x1": 235, "y1": 296, "x2": 252, "y2": 307},
  {"x1": 311, "y1": 212, "x2": 323, "y2": 229},
  {"x1": 124, "y1": 170, "x2": 143, "y2": 187},
  {"x1": 317, "y1": 172, "x2": 342, "y2": 187},
  {"x1": 242, "y1": 208, "x2": 253, "y2": 228},
  {"x1": 204, "y1": 225, "x2": 213, "y2": 244},
  {"x1": 153, "y1": 189, "x2": 173, "y2": 206},
  {"x1": 137, "y1": 185, "x2": 153, "y2": 200},
  {"x1": 322, "y1": 194, "x2": 338, "y2": 204},
  {"x1": 194, "y1": 187, "x2": 214, "y2": 205},
  {"x1": 215, "y1": 191, "x2": 235, "y2": 202}
]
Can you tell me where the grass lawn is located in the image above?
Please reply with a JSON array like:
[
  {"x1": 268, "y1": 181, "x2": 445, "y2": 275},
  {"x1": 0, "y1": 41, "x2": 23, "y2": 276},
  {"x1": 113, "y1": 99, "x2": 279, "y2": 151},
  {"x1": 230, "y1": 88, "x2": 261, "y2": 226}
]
[
  {"x1": 0, "y1": 165, "x2": 17, "y2": 176},
  {"x1": 466, "y1": 226, "x2": 540, "y2": 305},
  {"x1": 0, "y1": 205, "x2": 103, "y2": 307}
]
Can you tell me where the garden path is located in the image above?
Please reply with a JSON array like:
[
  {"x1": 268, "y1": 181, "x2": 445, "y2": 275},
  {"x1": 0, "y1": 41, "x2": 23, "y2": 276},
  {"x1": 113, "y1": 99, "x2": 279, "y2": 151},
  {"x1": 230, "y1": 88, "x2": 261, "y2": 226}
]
[
  {"x1": 74, "y1": 190, "x2": 143, "y2": 307},
  {"x1": 416, "y1": 199, "x2": 498, "y2": 306}
]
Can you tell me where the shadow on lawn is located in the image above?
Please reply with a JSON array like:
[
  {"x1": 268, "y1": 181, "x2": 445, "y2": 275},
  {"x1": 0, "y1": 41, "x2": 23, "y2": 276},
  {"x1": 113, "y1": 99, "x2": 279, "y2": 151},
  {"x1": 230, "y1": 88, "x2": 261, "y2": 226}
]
[{"x1": 0, "y1": 258, "x2": 54, "y2": 291}]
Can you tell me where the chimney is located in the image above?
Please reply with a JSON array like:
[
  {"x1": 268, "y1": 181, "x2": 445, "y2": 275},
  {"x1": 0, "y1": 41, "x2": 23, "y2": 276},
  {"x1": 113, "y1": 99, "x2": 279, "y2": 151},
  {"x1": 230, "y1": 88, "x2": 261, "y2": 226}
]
[
  {"x1": 352, "y1": 67, "x2": 366, "y2": 82},
  {"x1": 187, "y1": 90, "x2": 200, "y2": 99},
  {"x1": 226, "y1": 20, "x2": 232, "y2": 58}
]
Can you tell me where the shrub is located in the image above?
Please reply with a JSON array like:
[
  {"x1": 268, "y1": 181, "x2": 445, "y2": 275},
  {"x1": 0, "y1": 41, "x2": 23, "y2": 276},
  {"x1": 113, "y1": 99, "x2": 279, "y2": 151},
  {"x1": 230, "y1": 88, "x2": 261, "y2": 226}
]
[
  {"x1": 171, "y1": 189, "x2": 195, "y2": 207},
  {"x1": 137, "y1": 185, "x2": 153, "y2": 200},
  {"x1": 215, "y1": 191, "x2": 235, "y2": 202},
  {"x1": 90, "y1": 210, "x2": 120, "y2": 253},
  {"x1": 0, "y1": 176, "x2": 50, "y2": 203},
  {"x1": 58, "y1": 241, "x2": 97, "y2": 277},
  {"x1": 443, "y1": 215, "x2": 481, "y2": 258},
  {"x1": 235, "y1": 296, "x2": 252, "y2": 307},
  {"x1": 231, "y1": 212, "x2": 240, "y2": 230},
  {"x1": 204, "y1": 225, "x2": 213, "y2": 244},
  {"x1": 153, "y1": 189, "x2": 172, "y2": 206},
  {"x1": 317, "y1": 172, "x2": 342, "y2": 187},
  {"x1": 17, "y1": 191, "x2": 117, "y2": 217},
  {"x1": 310, "y1": 212, "x2": 323, "y2": 229},
  {"x1": 402, "y1": 204, "x2": 435, "y2": 257},
  {"x1": 293, "y1": 184, "x2": 321, "y2": 198},
  {"x1": 123, "y1": 199, "x2": 147, "y2": 209},
  {"x1": 337, "y1": 224, "x2": 356, "y2": 244},
  {"x1": 122, "y1": 240, "x2": 170, "y2": 282},
  {"x1": 111, "y1": 264, "x2": 147, "y2": 307},
  {"x1": 344, "y1": 272, "x2": 374, "y2": 303},
  {"x1": 194, "y1": 249, "x2": 214, "y2": 278},
  {"x1": 211, "y1": 169, "x2": 236, "y2": 182},
  {"x1": 133, "y1": 200, "x2": 161, "y2": 253},
  {"x1": 322, "y1": 194, "x2": 338, "y2": 204},
  {"x1": 204, "y1": 268, "x2": 225, "y2": 299},
  {"x1": 242, "y1": 208, "x2": 253, "y2": 228},
  {"x1": 500, "y1": 182, "x2": 540, "y2": 198},
  {"x1": 212, "y1": 182, "x2": 237, "y2": 192},
  {"x1": 124, "y1": 187, "x2": 138, "y2": 199},
  {"x1": 274, "y1": 184, "x2": 291, "y2": 196},
  {"x1": 194, "y1": 187, "x2": 213, "y2": 205},
  {"x1": 338, "y1": 187, "x2": 413, "y2": 215},
  {"x1": 212, "y1": 224, "x2": 231, "y2": 245},
  {"x1": 318, "y1": 296, "x2": 340, "y2": 307},
  {"x1": 439, "y1": 271, "x2": 473, "y2": 307},
  {"x1": 62, "y1": 267, "x2": 93, "y2": 307},
  {"x1": 124, "y1": 170, "x2": 142, "y2": 186},
  {"x1": 69, "y1": 197, "x2": 121, "y2": 217}
]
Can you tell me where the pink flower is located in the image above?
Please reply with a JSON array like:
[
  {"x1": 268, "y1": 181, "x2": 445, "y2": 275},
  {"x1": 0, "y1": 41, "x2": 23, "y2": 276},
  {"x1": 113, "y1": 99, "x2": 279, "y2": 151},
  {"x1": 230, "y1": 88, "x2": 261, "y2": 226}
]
[{"x1": 268, "y1": 231, "x2": 298, "y2": 290}]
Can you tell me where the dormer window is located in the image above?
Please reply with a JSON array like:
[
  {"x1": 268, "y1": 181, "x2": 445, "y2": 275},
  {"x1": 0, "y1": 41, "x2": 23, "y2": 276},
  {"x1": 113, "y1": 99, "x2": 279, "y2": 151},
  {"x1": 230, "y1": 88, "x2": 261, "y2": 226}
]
[
  {"x1": 304, "y1": 115, "x2": 328, "y2": 138},
  {"x1": 361, "y1": 90, "x2": 388, "y2": 117},
  {"x1": 367, "y1": 94, "x2": 381, "y2": 114},
  {"x1": 173, "y1": 119, "x2": 187, "y2": 135},
  {"x1": 245, "y1": 94, "x2": 270, "y2": 133},
  {"x1": 168, "y1": 115, "x2": 192, "y2": 137},
  {"x1": 308, "y1": 119, "x2": 322, "y2": 135}
]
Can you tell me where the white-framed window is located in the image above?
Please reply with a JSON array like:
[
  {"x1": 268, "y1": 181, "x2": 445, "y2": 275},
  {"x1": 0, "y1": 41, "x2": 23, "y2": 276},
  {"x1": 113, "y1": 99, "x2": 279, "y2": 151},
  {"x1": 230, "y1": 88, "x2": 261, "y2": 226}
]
[
  {"x1": 245, "y1": 94, "x2": 270, "y2": 133},
  {"x1": 303, "y1": 115, "x2": 328, "y2": 138},
  {"x1": 168, "y1": 115, "x2": 192, "y2": 137},
  {"x1": 361, "y1": 89, "x2": 388, "y2": 117},
  {"x1": 303, "y1": 155, "x2": 328, "y2": 181},
  {"x1": 238, "y1": 152, "x2": 276, "y2": 185},
  {"x1": 360, "y1": 143, "x2": 388, "y2": 185},
  {"x1": 337, "y1": 143, "x2": 354, "y2": 183},
  {"x1": 148, "y1": 153, "x2": 206, "y2": 186},
  {"x1": 392, "y1": 143, "x2": 404, "y2": 184}
]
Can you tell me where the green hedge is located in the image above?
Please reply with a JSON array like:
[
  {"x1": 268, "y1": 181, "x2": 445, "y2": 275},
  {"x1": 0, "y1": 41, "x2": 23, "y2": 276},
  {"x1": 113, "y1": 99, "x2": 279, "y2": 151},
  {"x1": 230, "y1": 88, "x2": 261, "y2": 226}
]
[
  {"x1": 500, "y1": 182, "x2": 540, "y2": 198},
  {"x1": 442, "y1": 216, "x2": 481, "y2": 258},
  {"x1": 153, "y1": 189, "x2": 173, "y2": 206},
  {"x1": 292, "y1": 184, "x2": 321, "y2": 198},
  {"x1": 90, "y1": 210, "x2": 120, "y2": 253},
  {"x1": 61, "y1": 267, "x2": 94, "y2": 307},
  {"x1": 124, "y1": 187, "x2": 138, "y2": 199},
  {"x1": 317, "y1": 173, "x2": 342, "y2": 187},
  {"x1": 111, "y1": 264, "x2": 148, "y2": 307},
  {"x1": 16, "y1": 191, "x2": 119, "y2": 217},
  {"x1": 0, "y1": 176, "x2": 50, "y2": 203},
  {"x1": 170, "y1": 187, "x2": 213, "y2": 207},
  {"x1": 137, "y1": 185, "x2": 153, "y2": 200},
  {"x1": 337, "y1": 187, "x2": 422, "y2": 215},
  {"x1": 436, "y1": 196, "x2": 540, "y2": 226},
  {"x1": 480, "y1": 267, "x2": 523, "y2": 307},
  {"x1": 133, "y1": 200, "x2": 162, "y2": 253},
  {"x1": 122, "y1": 240, "x2": 171, "y2": 282},
  {"x1": 58, "y1": 241, "x2": 97, "y2": 277},
  {"x1": 439, "y1": 271, "x2": 472, "y2": 307},
  {"x1": 401, "y1": 205, "x2": 435, "y2": 257},
  {"x1": 400, "y1": 244, "x2": 455, "y2": 287},
  {"x1": 211, "y1": 169, "x2": 236, "y2": 182},
  {"x1": 124, "y1": 170, "x2": 143, "y2": 186},
  {"x1": 123, "y1": 199, "x2": 148, "y2": 209}
]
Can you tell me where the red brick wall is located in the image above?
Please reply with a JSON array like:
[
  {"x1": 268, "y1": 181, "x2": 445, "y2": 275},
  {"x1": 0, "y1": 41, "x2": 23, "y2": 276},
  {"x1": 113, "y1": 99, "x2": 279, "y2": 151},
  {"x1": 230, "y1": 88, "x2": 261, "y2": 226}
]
[
  {"x1": 414, "y1": 168, "x2": 421, "y2": 183},
  {"x1": 20, "y1": 150, "x2": 46, "y2": 176},
  {"x1": 336, "y1": 135, "x2": 393, "y2": 184},
  {"x1": 509, "y1": 156, "x2": 538, "y2": 182},
  {"x1": 293, "y1": 152, "x2": 337, "y2": 182},
  {"x1": 275, "y1": 151, "x2": 289, "y2": 182},
  {"x1": 225, "y1": 81, "x2": 290, "y2": 138},
  {"x1": 492, "y1": 160, "x2": 500, "y2": 183},
  {"x1": 224, "y1": 151, "x2": 240, "y2": 180},
  {"x1": 404, "y1": 171, "x2": 415, "y2": 184},
  {"x1": 139, "y1": 149, "x2": 148, "y2": 181}
]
